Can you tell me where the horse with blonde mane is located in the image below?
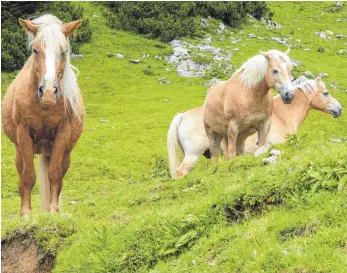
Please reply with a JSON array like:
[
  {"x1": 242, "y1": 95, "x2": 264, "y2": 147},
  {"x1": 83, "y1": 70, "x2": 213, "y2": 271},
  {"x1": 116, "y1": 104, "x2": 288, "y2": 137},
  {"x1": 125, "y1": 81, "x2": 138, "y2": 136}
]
[
  {"x1": 203, "y1": 49, "x2": 294, "y2": 161},
  {"x1": 2, "y1": 15, "x2": 85, "y2": 217},
  {"x1": 167, "y1": 76, "x2": 342, "y2": 179}
]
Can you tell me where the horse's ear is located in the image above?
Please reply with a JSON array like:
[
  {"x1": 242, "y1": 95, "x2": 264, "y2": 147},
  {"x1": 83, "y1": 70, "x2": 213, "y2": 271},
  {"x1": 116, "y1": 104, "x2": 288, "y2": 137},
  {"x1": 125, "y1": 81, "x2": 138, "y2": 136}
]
[
  {"x1": 284, "y1": 47, "x2": 290, "y2": 56},
  {"x1": 316, "y1": 75, "x2": 322, "y2": 83},
  {"x1": 63, "y1": 20, "x2": 82, "y2": 37},
  {"x1": 262, "y1": 52, "x2": 271, "y2": 62},
  {"x1": 19, "y1": 18, "x2": 39, "y2": 35}
]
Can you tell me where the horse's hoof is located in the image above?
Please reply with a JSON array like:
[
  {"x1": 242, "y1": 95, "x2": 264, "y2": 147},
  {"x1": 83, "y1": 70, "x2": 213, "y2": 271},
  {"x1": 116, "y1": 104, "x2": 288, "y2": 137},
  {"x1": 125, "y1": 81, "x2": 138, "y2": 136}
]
[{"x1": 21, "y1": 209, "x2": 31, "y2": 218}]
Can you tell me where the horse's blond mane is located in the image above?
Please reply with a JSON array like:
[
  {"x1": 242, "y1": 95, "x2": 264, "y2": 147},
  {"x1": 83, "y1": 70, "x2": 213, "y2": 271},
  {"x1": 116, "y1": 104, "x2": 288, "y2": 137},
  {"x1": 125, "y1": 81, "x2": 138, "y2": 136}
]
[
  {"x1": 295, "y1": 79, "x2": 322, "y2": 97},
  {"x1": 236, "y1": 50, "x2": 291, "y2": 89},
  {"x1": 27, "y1": 14, "x2": 81, "y2": 119}
]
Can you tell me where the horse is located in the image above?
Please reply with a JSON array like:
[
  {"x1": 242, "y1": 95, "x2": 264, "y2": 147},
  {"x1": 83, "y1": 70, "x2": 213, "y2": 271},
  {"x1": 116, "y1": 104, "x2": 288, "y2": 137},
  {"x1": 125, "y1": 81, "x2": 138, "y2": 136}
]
[
  {"x1": 203, "y1": 49, "x2": 294, "y2": 160},
  {"x1": 2, "y1": 15, "x2": 84, "y2": 217},
  {"x1": 167, "y1": 76, "x2": 342, "y2": 179}
]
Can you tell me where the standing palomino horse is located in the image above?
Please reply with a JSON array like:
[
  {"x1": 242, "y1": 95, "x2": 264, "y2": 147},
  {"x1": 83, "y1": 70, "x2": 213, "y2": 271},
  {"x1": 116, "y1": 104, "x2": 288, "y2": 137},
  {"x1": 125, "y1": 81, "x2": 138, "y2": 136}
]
[
  {"x1": 167, "y1": 76, "x2": 342, "y2": 179},
  {"x1": 2, "y1": 15, "x2": 85, "y2": 217},
  {"x1": 203, "y1": 49, "x2": 294, "y2": 160}
]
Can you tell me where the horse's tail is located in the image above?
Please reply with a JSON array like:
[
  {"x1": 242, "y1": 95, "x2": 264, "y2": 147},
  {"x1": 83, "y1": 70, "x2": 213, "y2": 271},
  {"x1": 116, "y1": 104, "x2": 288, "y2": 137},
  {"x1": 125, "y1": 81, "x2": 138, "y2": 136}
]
[
  {"x1": 167, "y1": 113, "x2": 183, "y2": 179},
  {"x1": 39, "y1": 154, "x2": 51, "y2": 211}
]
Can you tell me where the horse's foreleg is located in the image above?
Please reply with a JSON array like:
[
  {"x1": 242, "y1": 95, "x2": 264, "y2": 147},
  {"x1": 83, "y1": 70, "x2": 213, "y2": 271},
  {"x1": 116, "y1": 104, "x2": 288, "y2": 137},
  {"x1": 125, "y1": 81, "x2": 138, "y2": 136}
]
[
  {"x1": 225, "y1": 122, "x2": 238, "y2": 159},
  {"x1": 48, "y1": 123, "x2": 71, "y2": 213},
  {"x1": 257, "y1": 119, "x2": 271, "y2": 147},
  {"x1": 17, "y1": 125, "x2": 35, "y2": 217},
  {"x1": 236, "y1": 136, "x2": 247, "y2": 156},
  {"x1": 205, "y1": 125, "x2": 223, "y2": 158}
]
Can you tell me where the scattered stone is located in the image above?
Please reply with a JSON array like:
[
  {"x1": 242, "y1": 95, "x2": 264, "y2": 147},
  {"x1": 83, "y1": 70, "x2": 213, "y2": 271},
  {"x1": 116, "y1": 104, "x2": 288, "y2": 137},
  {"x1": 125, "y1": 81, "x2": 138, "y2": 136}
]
[
  {"x1": 263, "y1": 156, "x2": 278, "y2": 165},
  {"x1": 158, "y1": 77, "x2": 171, "y2": 84},
  {"x1": 303, "y1": 71, "x2": 315, "y2": 79},
  {"x1": 115, "y1": 53, "x2": 125, "y2": 59},
  {"x1": 233, "y1": 48, "x2": 240, "y2": 51},
  {"x1": 70, "y1": 54, "x2": 84, "y2": 59},
  {"x1": 329, "y1": 138, "x2": 342, "y2": 143},
  {"x1": 155, "y1": 55, "x2": 162, "y2": 60},
  {"x1": 201, "y1": 18, "x2": 208, "y2": 27},
  {"x1": 257, "y1": 36, "x2": 264, "y2": 40},
  {"x1": 169, "y1": 40, "x2": 187, "y2": 47},
  {"x1": 291, "y1": 59, "x2": 302, "y2": 67},
  {"x1": 325, "y1": 30, "x2": 334, "y2": 35},
  {"x1": 203, "y1": 36, "x2": 212, "y2": 44},
  {"x1": 255, "y1": 144, "x2": 271, "y2": 157},
  {"x1": 85, "y1": 76, "x2": 91, "y2": 80},
  {"x1": 288, "y1": 168, "x2": 293, "y2": 174},
  {"x1": 99, "y1": 119, "x2": 109, "y2": 123},
  {"x1": 296, "y1": 39, "x2": 301, "y2": 43},
  {"x1": 203, "y1": 78, "x2": 221, "y2": 86},
  {"x1": 248, "y1": 33, "x2": 257, "y2": 38},
  {"x1": 336, "y1": 34, "x2": 344, "y2": 38},
  {"x1": 231, "y1": 38, "x2": 242, "y2": 44},
  {"x1": 142, "y1": 54, "x2": 149, "y2": 59},
  {"x1": 93, "y1": 14, "x2": 98, "y2": 18},
  {"x1": 269, "y1": 149, "x2": 281, "y2": 157},
  {"x1": 303, "y1": 48, "x2": 311, "y2": 51},
  {"x1": 337, "y1": 49, "x2": 347, "y2": 55},
  {"x1": 173, "y1": 47, "x2": 190, "y2": 58},
  {"x1": 272, "y1": 36, "x2": 289, "y2": 46},
  {"x1": 166, "y1": 55, "x2": 179, "y2": 64},
  {"x1": 336, "y1": 19, "x2": 342, "y2": 22},
  {"x1": 130, "y1": 59, "x2": 140, "y2": 64},
  {"x1": 219, "y1": 22, "x2": 226, "y2": 31},
  {"x1": 264, "y1": 20, "x2": 282, "y2": 30},
  {"x1": 176, "y1": 59, "x2": 211, "y2": 77},
  {"x1": 69, "y1": 200, "x2": 78, "y2": 205},
  {"x1": 336, "y1": 2, "x2": 343, "y2": 7},
  {"x1": 318, "y1": 72, "x2": 329, "y2": 78},
  {"x1": 164, "y1": 99, "x2": 169, "y2": 103},
  {"x1": 319, "y1": 32, "x2": 327, "y2": 39}
]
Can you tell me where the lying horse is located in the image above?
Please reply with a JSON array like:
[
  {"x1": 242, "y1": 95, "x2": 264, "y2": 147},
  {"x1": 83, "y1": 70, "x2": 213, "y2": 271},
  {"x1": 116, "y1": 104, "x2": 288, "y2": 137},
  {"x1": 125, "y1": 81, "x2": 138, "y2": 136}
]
[
  {"x1": 2, "y1": 15, "x2": 84, "y2": 217},
  {"x1": 167, "y1": 77, "x2": 342, "y2": 179},
  {"x1": 203, "y1": 49, "x2": 294, "y2": 160}
]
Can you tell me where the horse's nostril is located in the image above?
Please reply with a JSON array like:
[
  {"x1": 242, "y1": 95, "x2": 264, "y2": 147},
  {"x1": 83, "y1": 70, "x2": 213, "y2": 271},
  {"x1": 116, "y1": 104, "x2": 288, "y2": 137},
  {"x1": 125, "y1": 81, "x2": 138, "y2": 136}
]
[
  {"x1": 54, "y1": 87, "x2": 58, "y2": 96},
  {"x1": 286, "y1": 92, "x2": 294, "y2": 100}
]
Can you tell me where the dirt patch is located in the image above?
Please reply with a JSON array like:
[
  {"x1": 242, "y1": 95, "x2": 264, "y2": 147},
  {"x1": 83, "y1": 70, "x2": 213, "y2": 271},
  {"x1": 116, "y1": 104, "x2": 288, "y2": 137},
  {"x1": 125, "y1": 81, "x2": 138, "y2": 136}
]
[{"x1": 1, "y1": 235, "x2": 54, "y2": 273}]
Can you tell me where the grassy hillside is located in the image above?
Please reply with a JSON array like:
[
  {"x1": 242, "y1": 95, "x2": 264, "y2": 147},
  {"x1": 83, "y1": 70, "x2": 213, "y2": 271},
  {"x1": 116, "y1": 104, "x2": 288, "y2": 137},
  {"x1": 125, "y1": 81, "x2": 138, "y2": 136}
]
[{"x1": 1, "y1": 2, "x2": 347, "y2": 272}]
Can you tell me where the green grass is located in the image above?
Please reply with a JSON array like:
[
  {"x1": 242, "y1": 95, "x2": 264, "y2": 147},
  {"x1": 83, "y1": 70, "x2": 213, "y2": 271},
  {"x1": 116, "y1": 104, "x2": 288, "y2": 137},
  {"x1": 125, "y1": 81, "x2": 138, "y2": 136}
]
[{"x1": 1, "y1": 2, "x2": 347, "y2": 272}]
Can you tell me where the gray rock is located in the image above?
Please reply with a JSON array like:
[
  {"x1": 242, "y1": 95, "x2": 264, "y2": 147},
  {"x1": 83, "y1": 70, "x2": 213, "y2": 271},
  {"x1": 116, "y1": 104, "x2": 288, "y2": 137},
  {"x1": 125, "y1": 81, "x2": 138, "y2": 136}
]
[
  {"x1": 336, "y1": 19, "x2": 342, "y2": 22},
  {"x1": 203, "y1": 78, "x2": 221, "y2": 86},
  {"x1": 269, "y1": 149, "x2": 281, "y2": 157},
  {"x1": 158, "y1": 77, "x2": 171, "y2": 84},
  {"x1": 264, "y1": 20, "x2": 282, "y2": 30},
  {"x1": 303, "y1": 48, "x2": 311, "y2": 51},
  {"x1": 130, "y1": 59, "x2": 140, "y2": 64},
  {"x1": 337, "y1": 49, "x2": 347, "y2": 55},
  {"x1": 319, "y1": 32, "x2": 327, "y2": 39},
  {"x1": 291, "y1": 59, "x2": 302, "y2": 67},
  {"x1": 233, "y1": 48, "x2": 240, "y2": 51},
  {"x1": 142, "y1": 54, "x2": 149, "y2": 59},
  {"x1": 336, "y1": 2, "x2": 343, "y2": 7},
  {"x1": 303, "y1": 71, "x2": 315, "y2": 79},
  {"x1": 325, "y1": 30, "x2": 334, "y2": 35},
  {"x1": 173, "y1": 47, "x2": 190, "y2": 58},
  {"x1": 336, "y1": 34, "x2": 344, "y2": 38},
  {"x1": 71, "y1": 54, "x2": 84, "y2": 59},
  {"x1": 263, "y1": 156, "x2": 278, "y2": 165},
  {"x1": 248, "y1": 33, "x2": 257, "y2": 38},
  {"x1": 201, "y1": 18, "x2": 208, "y2": 27},
  {"x1": 318, "y1": 72, "x2": 329, "y2": 78},
  {"x1": 257, "y1": 37, "x2": 264, "y2": 40},
  {"x1": 272, "y1": 37, "x2": 289, "y2": 46},
  {"x1": 155, "y1": 55, "x2": 162, "y2": 60},
  {"x1": 296, "y1": 39, "x2": 301, "y2": 43},
  {"x1": 115, "y1": 53, "x2": 125, "y2": 59},
  {"x1": 176, "y1": 59, "x2": 211, "y2": 77},
  {"x1": 203, "y1": 36, "x2": 212, "y2": 44},
  {"x1": 166, "y1": 55, "x2": 179, "y2": 64},
  {"x1": 169, "y1": 40, "x2": 187, "y2": 47},
  {"x1": 329, "y1": 138, "x2": 342, "y2": 143},
  {"x1": 219, "y1": 22, "x2": 226, "y2": 31}
]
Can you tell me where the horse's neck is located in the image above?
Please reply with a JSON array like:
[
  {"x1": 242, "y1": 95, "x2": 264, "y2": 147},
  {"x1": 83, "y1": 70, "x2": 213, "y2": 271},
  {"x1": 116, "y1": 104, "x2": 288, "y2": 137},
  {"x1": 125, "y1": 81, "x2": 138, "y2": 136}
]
[
  {"x1": 273, "y1": 91, "x2": 311, "y2": 133},
  {"x1": 251, "y1": 79, "x2": 271, "y2": 99}
]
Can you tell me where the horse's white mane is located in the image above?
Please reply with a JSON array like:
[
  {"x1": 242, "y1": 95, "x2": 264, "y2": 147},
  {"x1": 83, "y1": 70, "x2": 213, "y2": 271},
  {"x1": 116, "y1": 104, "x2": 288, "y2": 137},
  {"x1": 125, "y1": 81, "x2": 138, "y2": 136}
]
[
  {"x1": 28, "y1": 14, "x2": 81, "y2": 119},
  {"x1": 236, "y1": 49, "x2": 291, "y2": 89}
]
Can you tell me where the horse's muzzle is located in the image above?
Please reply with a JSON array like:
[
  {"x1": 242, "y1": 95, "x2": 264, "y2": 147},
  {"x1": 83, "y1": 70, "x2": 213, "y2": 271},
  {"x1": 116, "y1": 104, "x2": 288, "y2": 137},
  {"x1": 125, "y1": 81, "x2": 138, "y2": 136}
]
[
  {"x1": 329, "y1": 105, "x2": 343, "y2": 118},
  {"x1": 281, "y1": 90, "x2": 295, "y2": 104}
]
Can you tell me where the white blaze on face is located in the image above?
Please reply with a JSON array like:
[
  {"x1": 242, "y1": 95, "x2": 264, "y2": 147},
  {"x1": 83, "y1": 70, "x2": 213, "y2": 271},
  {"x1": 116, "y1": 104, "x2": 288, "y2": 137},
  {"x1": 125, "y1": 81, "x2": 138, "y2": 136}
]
[{"x1": 45, "y1": 47, "x2": 56, "y2": 82}]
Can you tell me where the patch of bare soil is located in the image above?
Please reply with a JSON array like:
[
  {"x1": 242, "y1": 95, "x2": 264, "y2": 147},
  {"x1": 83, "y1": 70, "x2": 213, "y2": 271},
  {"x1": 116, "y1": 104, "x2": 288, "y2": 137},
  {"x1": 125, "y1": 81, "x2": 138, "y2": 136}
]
[{"x1": 1, "y1": 235, "x2": 54, "y2": 273}]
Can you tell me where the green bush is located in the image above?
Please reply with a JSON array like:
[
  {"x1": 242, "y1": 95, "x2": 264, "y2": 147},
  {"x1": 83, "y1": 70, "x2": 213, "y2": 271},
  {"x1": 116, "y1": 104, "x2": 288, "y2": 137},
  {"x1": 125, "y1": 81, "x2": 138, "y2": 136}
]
[
  {"x1": 104, "y1": 1, "x2": 271, "y2": 42},
  {"x1": 1, "y1": 2, "x2": 92, "y2": 72}
]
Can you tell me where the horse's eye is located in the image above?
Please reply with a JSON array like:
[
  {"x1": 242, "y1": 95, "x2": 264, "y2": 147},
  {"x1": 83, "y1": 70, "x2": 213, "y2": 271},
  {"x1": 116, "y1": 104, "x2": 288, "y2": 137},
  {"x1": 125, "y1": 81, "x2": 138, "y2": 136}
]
[
  {"x1": 33, "y1": 48, "x2": 39, "y2": 55},
  {"x1": 272, "y1": 69, "x2": 279, "y2": 74},
  {"x1": 323, "y1": 92, "x2": 329, "y2": 97}
]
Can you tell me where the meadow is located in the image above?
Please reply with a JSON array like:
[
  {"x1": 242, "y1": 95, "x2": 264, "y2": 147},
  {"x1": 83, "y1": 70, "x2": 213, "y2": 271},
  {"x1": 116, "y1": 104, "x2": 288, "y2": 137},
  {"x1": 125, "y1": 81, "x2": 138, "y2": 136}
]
[{"x1": 1, "y1": 2, "x2": 347, "y2": 272}]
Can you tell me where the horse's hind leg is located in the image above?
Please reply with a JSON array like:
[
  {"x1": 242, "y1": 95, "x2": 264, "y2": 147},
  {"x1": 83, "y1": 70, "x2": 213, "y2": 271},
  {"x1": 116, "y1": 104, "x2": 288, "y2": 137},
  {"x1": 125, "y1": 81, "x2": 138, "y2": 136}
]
[
  {"x1": 176, "y1": 154, "x2": 199, "y2": 178},
  {"x1": 17, "y1": 125, "x2": 36, "y2": 217},
  {"x1": 225, "y1": 121, "x2": 238, "y2": 159},
  {"x1": 236, "y1": 136, "x2": 248, "y2": 156}
]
